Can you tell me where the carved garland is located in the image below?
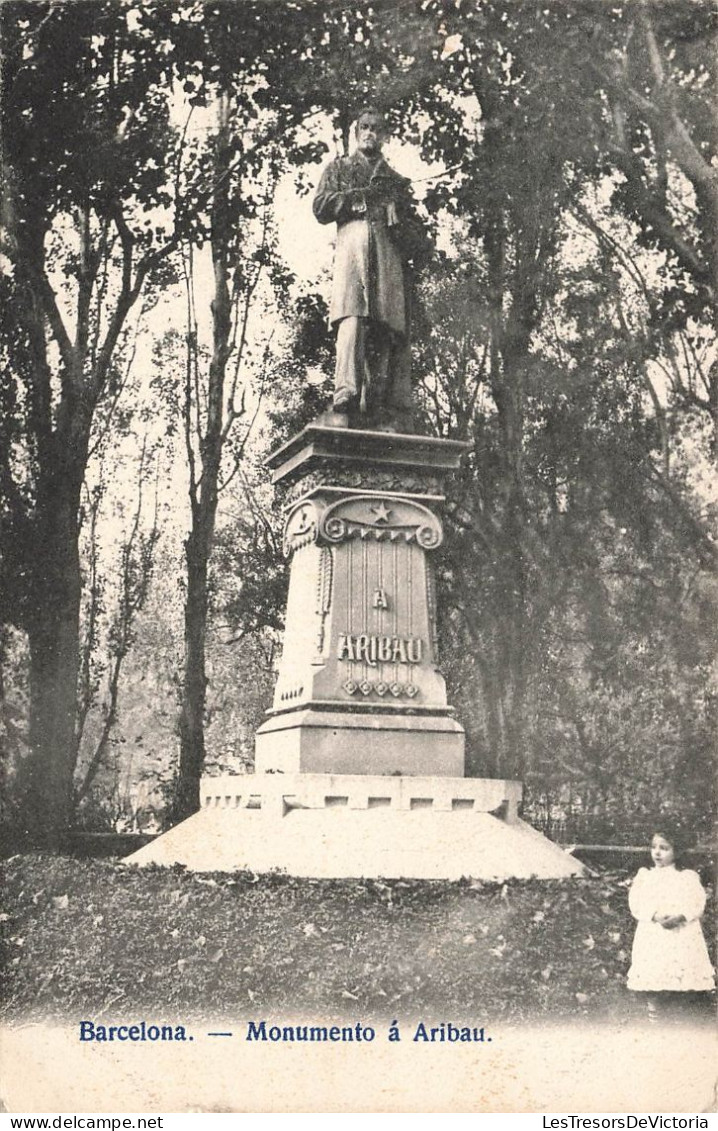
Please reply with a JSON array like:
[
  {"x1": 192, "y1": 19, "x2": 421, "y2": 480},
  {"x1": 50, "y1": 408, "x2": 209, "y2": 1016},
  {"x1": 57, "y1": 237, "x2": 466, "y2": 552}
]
[
  {"x1": 314, "y1": 546, "x2": 333, "y2": 659},
  {"x1": 426, "y1": 562, "x2": 440, "y2": 661},
  {"x1": 284, "y1": 465, "x2": 444, "y2": 505}
]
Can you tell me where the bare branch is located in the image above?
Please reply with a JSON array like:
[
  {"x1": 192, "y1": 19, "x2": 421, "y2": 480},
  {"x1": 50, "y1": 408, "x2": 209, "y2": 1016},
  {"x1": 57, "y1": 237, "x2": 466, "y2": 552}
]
[
  {"x1": 87, "y1": 310, "x2": 143, "y2": 460},
  {"x1": 94, "y1": 203, "x2": 181, "y2": 395},
  {"x1": 75, "y1": 200, "x2": 102, "y2": 358},
  {"x1": 75, "y1": 439, "x2": 160, "y2": 805},
  {"x1": 76, "y1": 482, "x2": 103, "y2": 749},
  {"x1": 89, "y1": 222, "x2": 116, "y2": 370},
  {"x1": 173, "y1": 106, "x2": 195, "y2": 220},
  {"x1": 29, "y1": 266, "x2": 78, "y2": 383},
  {"x1": 181, "y1": 245, "x2": 199, "y2": 502}
]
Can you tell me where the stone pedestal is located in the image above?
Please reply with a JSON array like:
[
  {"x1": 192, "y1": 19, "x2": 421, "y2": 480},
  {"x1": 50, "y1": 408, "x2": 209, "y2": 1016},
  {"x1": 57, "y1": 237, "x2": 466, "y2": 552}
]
[
  {"x1": 255, "y1": 425, "x2": 468, "y2": 776},
  {"x1": 129, "y1": 425, "x2": 583, "y2": 880}
]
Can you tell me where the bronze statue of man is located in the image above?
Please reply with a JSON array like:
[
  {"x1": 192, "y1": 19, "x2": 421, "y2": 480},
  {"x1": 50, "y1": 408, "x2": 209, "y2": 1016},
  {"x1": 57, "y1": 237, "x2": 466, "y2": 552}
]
[{"x1": 313, "y1": 107, "x2": 430, "y2": 431}]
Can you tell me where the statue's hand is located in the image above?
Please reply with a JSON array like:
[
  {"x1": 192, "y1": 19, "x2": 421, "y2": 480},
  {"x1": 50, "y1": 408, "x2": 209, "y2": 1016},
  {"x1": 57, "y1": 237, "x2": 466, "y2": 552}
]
[{"x1": 345, "y1": 188, "x2": 368, "y2": 215}]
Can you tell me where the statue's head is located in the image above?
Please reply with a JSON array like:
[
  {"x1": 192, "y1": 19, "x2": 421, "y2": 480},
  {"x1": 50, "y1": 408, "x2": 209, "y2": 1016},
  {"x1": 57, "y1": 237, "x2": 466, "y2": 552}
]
[{"x1": 355, "y1": 107, "x2": 388, "y2": 156}]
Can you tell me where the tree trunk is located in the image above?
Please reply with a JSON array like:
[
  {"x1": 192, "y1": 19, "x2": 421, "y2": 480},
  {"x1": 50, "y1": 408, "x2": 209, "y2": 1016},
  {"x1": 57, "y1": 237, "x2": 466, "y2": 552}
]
[
  {"x1": 479, "y1": 168, "x2": 544, "y2": 783},
  {"x1": 174, "y1": 524, "x2": 209, "y2": 823},
  {"x1": 17, "y1": 462, "x2": 85, "y2": 847},
  {"x1": 172, "y1": 97, "x2": 233, "y2": 823}
]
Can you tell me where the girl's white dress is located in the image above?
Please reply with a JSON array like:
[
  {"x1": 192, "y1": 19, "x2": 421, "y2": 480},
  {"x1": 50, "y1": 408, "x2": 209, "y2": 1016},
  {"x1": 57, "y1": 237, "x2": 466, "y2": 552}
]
[{"x1": 627, "y1": 865, "x2": 715, "y2": 992}]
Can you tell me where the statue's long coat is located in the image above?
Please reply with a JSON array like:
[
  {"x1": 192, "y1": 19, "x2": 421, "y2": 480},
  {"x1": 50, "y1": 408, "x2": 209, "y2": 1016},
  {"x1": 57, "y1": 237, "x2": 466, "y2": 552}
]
[{"x1": 313, "y1": 151, "x2": 410, "y2": 337}]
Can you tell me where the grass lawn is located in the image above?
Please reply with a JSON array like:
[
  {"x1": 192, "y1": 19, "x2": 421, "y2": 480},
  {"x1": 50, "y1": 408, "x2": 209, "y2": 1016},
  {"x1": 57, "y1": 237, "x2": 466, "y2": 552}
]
[{"x1": 1, "y1": 854, "x2": 715, "y2": 1024}]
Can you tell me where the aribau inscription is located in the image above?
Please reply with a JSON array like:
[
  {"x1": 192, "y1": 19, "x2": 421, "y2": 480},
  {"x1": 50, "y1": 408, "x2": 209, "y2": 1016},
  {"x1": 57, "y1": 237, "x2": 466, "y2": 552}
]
[{"x1": 337, "y1": 633, "x2": 423, "y2": 666}]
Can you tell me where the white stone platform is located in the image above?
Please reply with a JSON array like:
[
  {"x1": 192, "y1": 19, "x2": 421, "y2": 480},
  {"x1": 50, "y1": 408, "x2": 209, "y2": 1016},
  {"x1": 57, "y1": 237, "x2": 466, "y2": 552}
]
[{"x1": 128, "y1": 772, "x2": 583, "y2": 880}]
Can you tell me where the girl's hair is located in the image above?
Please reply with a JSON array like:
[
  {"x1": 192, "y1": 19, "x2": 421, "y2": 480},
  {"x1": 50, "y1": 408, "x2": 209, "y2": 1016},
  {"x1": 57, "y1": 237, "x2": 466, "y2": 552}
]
[{"x1": 650, "y1": 822, "x2": 690, "y2": 861}]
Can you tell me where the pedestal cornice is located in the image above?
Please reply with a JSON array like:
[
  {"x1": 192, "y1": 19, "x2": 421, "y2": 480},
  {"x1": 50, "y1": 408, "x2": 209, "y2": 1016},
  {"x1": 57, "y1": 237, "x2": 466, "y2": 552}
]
[{"x1": 267, "y1": 425, "x2": 471, "y2": 487}]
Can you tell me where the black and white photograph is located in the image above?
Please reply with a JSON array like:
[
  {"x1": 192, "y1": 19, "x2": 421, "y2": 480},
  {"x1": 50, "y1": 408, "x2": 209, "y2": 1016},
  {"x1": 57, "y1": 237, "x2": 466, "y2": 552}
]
[{"x1": 0, "y1": 0, "x2": 716, "y2": 1115}]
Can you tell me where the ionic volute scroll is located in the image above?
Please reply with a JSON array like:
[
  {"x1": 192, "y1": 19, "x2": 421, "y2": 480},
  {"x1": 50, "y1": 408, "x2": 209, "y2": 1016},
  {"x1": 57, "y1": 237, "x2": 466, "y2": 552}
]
[
  {"x1": 282, "y1": 499, "x2": 320, "y2": 557},
  {"x1": 317, "y1": 495, "x2": 443, "y2": 549}
]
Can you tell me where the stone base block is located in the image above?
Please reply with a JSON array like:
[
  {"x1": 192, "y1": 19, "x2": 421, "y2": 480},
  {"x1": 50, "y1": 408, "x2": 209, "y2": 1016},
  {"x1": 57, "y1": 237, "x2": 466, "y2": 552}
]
[
  {"x1": 128, "y1": 772, "x2": 583, "y2": 880},
  {"x1": 199, "y1": 771, "x2": 520, "y2": 818},
  {"x1": 254, "y1": 708, "x2": 465, "y2": 776}
]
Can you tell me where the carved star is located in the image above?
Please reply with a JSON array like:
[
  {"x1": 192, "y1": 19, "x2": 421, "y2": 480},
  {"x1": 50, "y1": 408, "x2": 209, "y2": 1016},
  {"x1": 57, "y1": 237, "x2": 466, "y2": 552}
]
[{"x1": 370, "y1": 502, "x2": 392, "y2": 524}]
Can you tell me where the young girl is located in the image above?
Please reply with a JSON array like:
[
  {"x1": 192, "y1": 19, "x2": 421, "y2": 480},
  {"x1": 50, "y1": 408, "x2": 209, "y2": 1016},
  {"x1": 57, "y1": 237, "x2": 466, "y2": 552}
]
[{"x1": 627, "y1": 827, "x2": 715, "y2": 1021}]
